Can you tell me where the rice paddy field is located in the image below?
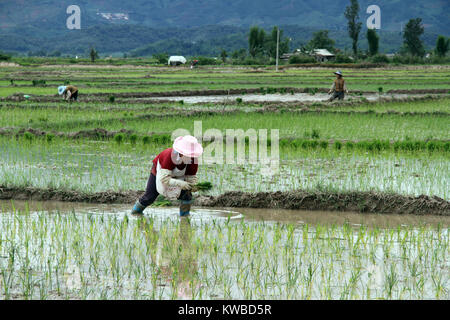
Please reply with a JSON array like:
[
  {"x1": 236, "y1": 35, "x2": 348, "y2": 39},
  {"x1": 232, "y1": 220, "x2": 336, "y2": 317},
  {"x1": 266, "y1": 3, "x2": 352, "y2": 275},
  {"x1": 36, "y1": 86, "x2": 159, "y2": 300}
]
[{"x1": 0, "y1": 62, "x2": 449, "y2": 300}]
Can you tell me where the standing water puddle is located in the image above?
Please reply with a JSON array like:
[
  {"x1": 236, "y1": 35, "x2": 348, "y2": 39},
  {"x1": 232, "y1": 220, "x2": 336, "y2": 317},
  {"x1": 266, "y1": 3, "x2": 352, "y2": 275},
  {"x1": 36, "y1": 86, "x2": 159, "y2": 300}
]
[
  {"x1": 1, "y1": 199, "x2": 448, "y2": 228},
  {"x1": 143, "y1": 93, "x2": 431, "y2": 104}
]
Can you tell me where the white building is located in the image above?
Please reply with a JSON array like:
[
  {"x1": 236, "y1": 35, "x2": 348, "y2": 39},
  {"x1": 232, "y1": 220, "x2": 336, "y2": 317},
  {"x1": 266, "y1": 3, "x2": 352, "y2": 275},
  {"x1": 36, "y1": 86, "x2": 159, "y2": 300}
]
[{"x1": 312, "y1": 49, "x2": 335, "y2": 62}]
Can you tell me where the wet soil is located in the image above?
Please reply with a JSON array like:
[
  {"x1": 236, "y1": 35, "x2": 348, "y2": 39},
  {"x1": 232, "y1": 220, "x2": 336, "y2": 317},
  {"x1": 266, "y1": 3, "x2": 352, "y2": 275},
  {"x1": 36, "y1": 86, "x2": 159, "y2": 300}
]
[
  {"x1": 197, "y1": 191, "x2": 450, "y2": 216},
  {"x1": 1, "y1": 186, "x2": 448, "y2": 216},
  {"x1": 3, "y1": 88, "x2": 447, "y2": 103}
]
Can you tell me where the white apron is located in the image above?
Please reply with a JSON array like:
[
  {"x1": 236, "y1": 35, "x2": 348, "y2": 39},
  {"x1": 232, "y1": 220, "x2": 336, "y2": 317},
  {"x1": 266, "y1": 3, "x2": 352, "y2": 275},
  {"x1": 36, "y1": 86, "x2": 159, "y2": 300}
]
[{"x1": 155, "y1": 160, "x2": 187, "y2": 200}]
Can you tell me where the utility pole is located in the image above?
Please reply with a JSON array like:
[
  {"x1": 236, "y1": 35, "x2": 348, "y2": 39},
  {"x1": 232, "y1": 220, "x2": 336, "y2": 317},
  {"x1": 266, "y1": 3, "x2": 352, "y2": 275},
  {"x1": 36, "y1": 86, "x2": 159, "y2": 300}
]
[{"x1": 276, "y1": 27, "x2": 280, "y2": 72}]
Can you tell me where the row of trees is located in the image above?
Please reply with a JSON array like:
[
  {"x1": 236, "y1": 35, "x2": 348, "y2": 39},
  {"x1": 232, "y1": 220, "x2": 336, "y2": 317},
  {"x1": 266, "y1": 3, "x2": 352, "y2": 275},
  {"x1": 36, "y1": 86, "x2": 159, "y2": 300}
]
[
  {"x1": 248, "y1": 26, "x2": 290, "y2": 59},
  {"x1": 344, "y1": 0, "x2": 448, "y2": 58},
  {"x1": 241, "y1": 0, "x2": 448, "y2": 65}
]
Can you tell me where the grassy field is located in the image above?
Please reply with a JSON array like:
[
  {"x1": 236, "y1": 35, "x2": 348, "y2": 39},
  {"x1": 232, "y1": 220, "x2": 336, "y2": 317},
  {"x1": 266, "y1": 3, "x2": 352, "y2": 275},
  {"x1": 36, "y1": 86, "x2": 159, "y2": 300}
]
[{"x1": 1, "y1": 64, "x2": 449, "y2": 97}]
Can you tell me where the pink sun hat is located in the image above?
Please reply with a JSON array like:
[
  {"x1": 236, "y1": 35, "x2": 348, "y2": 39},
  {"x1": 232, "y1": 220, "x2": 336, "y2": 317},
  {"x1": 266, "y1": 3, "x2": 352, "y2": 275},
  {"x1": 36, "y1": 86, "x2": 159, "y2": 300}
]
[{"x1": 173, "y1": 135, "x2": 203, "y2": 158}]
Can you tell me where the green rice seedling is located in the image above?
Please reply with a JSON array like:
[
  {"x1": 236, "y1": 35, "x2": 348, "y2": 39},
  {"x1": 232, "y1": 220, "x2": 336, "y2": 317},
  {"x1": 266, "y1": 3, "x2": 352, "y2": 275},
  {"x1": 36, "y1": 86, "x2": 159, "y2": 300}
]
[
  {"x1": 151, "y1": 195, "x2": 172, "y2": 207},
  {"x1": 427, "y1": 141, "x2": 437, "y2": 152},
  {"x1": 109, "y1": 96, "x2": 115, "y2": 103},
  {"x1": 129, "y1": 134, "x2": 138, "y2": 145},
  {"x1": 193, "y1": 181, "x2": 213, "y2": 191},
  {"x1": 32, "y1": 79, "x2": 46, "y2": 86},
  {"x1": 334, "y1": 141, "x2": 343, "y2": 150},
  {"x1": 45, "y1": 133, "x2": 54, "y2": 143},
  {"x1": 345, "y1": 141, "x2": 355, "y2": 150},
  {"x1": 23, "y1": 132, "x2": 34, "y2": 142},
  {"x1": 114, "y1": 133, "x2": 124, "y2": 145},
  {"x1": 311, "y1": 129, "x2": 320, "y2": 139},
  {"x1": 142, "y1": 136, "x2": 150, "y2": 145},
  {"x1": 319, "y1": 141, "x2": 328, "y2": 149}
]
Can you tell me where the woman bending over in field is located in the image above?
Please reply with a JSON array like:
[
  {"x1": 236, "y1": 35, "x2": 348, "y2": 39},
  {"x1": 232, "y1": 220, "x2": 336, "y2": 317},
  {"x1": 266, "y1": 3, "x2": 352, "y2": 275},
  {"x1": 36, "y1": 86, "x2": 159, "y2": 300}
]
[
  {"x1": 58, "y1": 85, "x2": 79, "y2": 102},
  {"x1": 131, "y1": 135, "x2": 203, "y2": 217}
]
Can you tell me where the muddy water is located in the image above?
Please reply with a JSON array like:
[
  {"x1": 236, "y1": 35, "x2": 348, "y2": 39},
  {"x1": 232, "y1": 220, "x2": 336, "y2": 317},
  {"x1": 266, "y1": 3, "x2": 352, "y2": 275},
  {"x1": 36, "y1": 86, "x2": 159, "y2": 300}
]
[
  {"x1": 1, "y1": 199, "x2": 448, "y2": 228},
  {"x1": 144, "y1": 93, "x2": 428, "y2": 104}
]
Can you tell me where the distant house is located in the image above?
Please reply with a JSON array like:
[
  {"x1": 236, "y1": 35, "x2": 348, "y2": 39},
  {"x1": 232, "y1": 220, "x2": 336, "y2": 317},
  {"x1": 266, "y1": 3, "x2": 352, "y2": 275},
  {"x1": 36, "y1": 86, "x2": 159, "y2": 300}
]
[
  {"x1": 311, "y1": 49, "x2": 335, "y2": 62},
  {"x1": 168, "y1": 56, "x2": 187, "y2": 66},
  {"x1": 280, "y1": 49, "x2": 301, "y2": 61},
  {"x1": 282, "y1": 48, "x2": 336, "y2": 62}
]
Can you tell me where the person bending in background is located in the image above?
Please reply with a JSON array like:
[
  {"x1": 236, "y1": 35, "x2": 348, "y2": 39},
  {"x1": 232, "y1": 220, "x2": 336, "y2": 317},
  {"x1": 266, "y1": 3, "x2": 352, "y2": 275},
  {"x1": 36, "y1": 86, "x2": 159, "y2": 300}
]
[
  {"x1": 328, "y1": 71, "x2": 348, "y2": 101},
  {"x1": 58, "y1": 85, "x2": 78, "y2": 101},
  {"x1": 131, "y1": 135, "x2": 203, "y2": 217}
]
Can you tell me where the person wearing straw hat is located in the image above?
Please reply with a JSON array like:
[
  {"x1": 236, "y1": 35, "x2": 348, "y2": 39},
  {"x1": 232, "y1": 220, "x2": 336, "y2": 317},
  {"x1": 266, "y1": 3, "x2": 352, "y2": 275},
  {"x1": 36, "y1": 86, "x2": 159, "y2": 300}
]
[
  {"x1": 328, "y1": 71, "x2": 348, "y2": 101},
  {"x1": 58, "y1": 85, "x2": 78, "y2": 101},
  {"x1": 131, "y1": 135, "x2": 203, "y2": 217}
]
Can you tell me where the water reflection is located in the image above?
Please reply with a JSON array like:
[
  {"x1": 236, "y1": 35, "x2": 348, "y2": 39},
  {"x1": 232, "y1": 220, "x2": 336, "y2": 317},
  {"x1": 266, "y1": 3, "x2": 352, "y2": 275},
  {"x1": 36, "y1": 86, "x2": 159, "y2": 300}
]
[{"x1": 137, "y1": 215, "x2": 199, "y2": 299}]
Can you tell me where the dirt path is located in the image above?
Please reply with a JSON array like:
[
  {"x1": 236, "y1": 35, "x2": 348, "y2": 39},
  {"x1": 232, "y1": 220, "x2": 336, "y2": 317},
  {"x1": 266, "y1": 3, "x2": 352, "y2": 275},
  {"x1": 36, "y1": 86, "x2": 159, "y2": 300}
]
[{"x1": 1, "y1": 186, "x2": 448, "y2": 216}]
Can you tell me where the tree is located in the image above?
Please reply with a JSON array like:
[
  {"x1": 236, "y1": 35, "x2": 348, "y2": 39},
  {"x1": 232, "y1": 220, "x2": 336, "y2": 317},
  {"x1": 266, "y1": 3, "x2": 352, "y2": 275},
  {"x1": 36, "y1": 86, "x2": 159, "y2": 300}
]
[
  {"x1": 231, "y1": 48, "x2": 247, "y2": 60},
  {"x1": 90, "y1": 47, "x2": 99, "y2": 62},
  {"x1": 344, "y1": 0, "x2": 362, "y2": 55},
  {"x1": 367, "y1": 29, "x2": 379, "y2": 56},
  {"x1": 153, "y1": 53, "x2": 169, "y2": 64},
  {"x1": 307, "y1": 30, "x2": 335, "y2": 52},
  {"x1": 220, "y1": 49, "x2": 228, "y2": 63},
  {"x1": 248, "y1": 26, "x2": 266, "y2": 57},
  {"x1": 0, "y1": 51, "x2": 11, "y2": 61},
  {"x1": 435, "y1": 35, "x2": 450, "y2": 57},
  {"x1": 403, "y1": 18, "x2": 425, "y2": 57},
  {"x1": 266, "y1": 27, "x2": 290, "y2": 59},
  {"x1": 249, "y1": 26, "x2": 260, "y2": 57}
]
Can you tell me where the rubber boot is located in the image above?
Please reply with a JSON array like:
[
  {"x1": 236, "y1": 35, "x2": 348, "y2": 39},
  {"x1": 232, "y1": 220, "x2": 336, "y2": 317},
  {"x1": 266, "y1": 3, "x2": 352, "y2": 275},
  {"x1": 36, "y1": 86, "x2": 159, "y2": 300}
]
[
  {"x1": 179, "y1": 200, "x2": 192, "y2": 217},
  {"x1": 178, "y1": 190, "x2": 193, "y2": 217},
  {"x1": 131, "y1": 200, "x2": 146, "y2": 215}
]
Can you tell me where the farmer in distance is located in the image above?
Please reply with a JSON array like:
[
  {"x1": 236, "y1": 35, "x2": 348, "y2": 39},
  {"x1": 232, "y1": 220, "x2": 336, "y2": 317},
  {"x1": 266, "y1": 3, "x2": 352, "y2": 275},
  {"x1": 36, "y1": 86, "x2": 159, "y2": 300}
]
[
  {"x1": 58, "y1": 85, "x2": 79, "y2": 101},
  {"x1": 328, "y1": 70, "x2": 348, "y2": 101},
  {"x1": 131, "y1": 135, "x2": 203, "y2": 217}
]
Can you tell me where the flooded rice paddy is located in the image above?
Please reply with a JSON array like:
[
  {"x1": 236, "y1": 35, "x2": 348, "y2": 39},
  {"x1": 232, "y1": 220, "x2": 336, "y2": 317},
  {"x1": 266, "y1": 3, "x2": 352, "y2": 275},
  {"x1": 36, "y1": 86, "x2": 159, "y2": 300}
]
[
  {"x1": 0, "y1": 200, "x2": 448, "y2": 300},
  {"x1": 145, "y1": 93, "x2": 431, "y2": 104}
]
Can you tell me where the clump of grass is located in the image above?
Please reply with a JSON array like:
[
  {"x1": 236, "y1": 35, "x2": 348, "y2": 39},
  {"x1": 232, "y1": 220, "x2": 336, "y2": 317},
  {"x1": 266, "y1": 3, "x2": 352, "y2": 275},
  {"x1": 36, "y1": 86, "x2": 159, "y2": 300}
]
[
  {"x1": 23, "y1": 132, "x2": 34, "y2": 142},
  {"x1": 32, "y1": 79, "x2": 46, "y2": 86},
  {"x1": 114, "y1": 133, "x2": 124, "y2": 145},
  {"x1": 311, "y1": 129, "x2": 320, "y2": 139},
  {"x1": 109, "y1": 96, "x2": 115, "y2": 103},
  {"x1": 319, "y1": 141, "x2": 328, "y2": 149},
  {"x1": 129, "y1": 134, "x2": 138, "y2": 145},
  {"x1": 346, "y1": 141, "x2": 355, "y2": 150},
  {"x1": 45, "y1": 133, "x2": 54, "y2": 143}
]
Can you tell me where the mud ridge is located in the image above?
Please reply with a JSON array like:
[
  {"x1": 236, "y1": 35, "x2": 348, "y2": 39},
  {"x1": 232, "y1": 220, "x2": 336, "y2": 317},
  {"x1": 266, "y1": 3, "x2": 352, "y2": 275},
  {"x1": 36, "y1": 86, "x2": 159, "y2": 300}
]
[
  {"x1": 0, "y1": 186, "x2": 143, "y2": 204},
  {"x1": 0, "y1": 186, "x2": 448, "y2": 215},
  {"x1": 197, "y1": 191, "x2": 450, "y2": 216}
]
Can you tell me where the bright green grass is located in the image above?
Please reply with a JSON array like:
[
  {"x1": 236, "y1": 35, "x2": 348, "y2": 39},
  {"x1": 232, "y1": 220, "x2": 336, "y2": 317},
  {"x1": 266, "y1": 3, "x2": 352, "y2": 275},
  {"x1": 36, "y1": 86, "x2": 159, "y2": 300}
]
[
  {"x1": 26, "y1": 112, "x2": 446, "y2": 141},
  {"x1": 331, "y1": 97, "x2": 450, "y2": 113},
  {"x1": 0, "y1": 136, "x2": 448, "y2": 198},
  {"x1": 1, "y1": 65, "x2": 449, "y2": 97}
]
